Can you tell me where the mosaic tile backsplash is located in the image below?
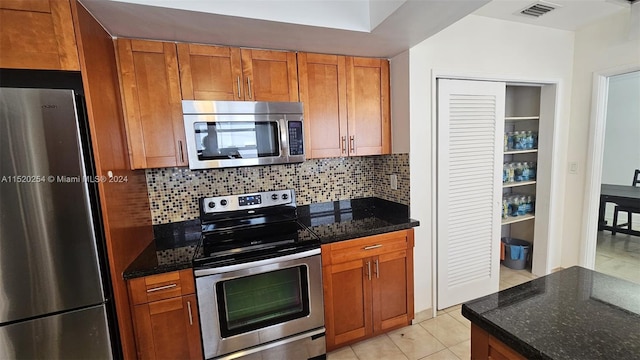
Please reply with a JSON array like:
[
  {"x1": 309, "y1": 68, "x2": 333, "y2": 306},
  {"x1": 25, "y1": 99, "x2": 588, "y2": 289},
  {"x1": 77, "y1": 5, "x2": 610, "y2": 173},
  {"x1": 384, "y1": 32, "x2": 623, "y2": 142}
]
[{"x1": 146, "y1": 154, "x2": 409, "y2": 224}]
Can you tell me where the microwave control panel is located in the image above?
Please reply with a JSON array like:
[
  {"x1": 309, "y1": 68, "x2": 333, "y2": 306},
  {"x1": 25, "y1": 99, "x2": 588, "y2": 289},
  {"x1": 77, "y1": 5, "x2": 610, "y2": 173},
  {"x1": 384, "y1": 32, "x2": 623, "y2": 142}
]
[{"x1": 288, "y1": 121, "x2": 304, "y2": 156}]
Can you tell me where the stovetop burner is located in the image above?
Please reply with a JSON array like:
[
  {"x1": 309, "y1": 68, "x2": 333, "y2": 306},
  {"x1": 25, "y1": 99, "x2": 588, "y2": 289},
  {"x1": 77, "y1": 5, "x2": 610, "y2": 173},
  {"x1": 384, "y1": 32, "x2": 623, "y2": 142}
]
[{"x1": 193, "y1": 189, "x2": 320, "y2": 269}]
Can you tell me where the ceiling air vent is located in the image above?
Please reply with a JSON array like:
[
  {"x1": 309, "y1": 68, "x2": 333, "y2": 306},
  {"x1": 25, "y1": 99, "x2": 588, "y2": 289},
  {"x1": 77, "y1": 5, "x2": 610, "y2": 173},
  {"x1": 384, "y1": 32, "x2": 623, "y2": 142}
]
[{"x1": 519, "y1": 2, "x2": 557, "y2": 18}]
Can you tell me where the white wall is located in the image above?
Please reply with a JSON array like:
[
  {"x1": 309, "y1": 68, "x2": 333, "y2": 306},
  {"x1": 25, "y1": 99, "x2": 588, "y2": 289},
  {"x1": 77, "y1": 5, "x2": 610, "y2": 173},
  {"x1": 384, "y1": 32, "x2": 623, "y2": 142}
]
[
  {"x1": 562, "y1": 8, "x2": 640, "y2": 267},
  {"x1": 407, "y1": 14, "x2": 575, "y2": 313},
  {"x1": 390, "y1": 50, "x2": 410, "y2": 154},
  {"x1": 110, "y1": 0, "x2": 371, "y2": 31},
  {"x1": 602, "y1": 71, "x2": 640, "y2": 186},
  {"x1": 370, "y1": 0, "x2": 406, "y2": 29}
]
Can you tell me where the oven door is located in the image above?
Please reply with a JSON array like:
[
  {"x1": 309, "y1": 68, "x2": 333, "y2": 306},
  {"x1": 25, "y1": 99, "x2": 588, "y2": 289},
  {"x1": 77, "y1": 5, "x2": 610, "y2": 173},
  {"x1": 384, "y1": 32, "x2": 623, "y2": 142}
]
[{"x1": 194, "y1": 249, "x2": 324, "y2": 359}]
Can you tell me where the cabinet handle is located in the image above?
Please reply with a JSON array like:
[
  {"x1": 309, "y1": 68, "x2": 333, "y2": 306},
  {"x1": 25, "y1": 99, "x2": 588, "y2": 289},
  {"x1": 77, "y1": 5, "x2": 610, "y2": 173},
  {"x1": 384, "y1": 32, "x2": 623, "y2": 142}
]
[
  {"x1": 364, "y1": 244, "x2": 382, "y2": 250},
  {"x1": 366, "y1": 261, "x2": 371, "y2": 281},
  {"x1": 187, "y1": 301, "x2": 193, "y2": 326},
  {"x1": 178, "y1": 141, "x2": 184, "y2": 163},
  {"x1": 341, "y1": 136, "x2": 347, "y2": 154},
  {"x1": 247, "y1": 77, "x2": 252, "y2": 99},
  {"x1": 237, "y1": 76, "x2": 241, "y2": 99},
  {"x1": 146, "y1": 283, "x2": 177, "y2": 293},
  {"x1": 374, "y1": 259, "x2": 379, "y2": 278},
  {"x1": 350, "y1": 135, "x2": 355, "y2": 153}
]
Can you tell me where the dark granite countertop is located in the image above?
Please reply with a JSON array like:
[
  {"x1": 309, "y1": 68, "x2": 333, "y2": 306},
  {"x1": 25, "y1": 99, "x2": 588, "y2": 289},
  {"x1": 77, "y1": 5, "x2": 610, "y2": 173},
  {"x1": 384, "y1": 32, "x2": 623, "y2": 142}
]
[
  {"x1": 462, "y1": 266, "x2": 640, "y2": 360},
  {"x1": 297, "y1": 197, "x2": 419, "y2": 244},
  {"x1": 123, "y1": 197, "x2": 419, "y2": 279},
  {"x1": 123, "y1": 220, "x2": 201, "y2": 279}
]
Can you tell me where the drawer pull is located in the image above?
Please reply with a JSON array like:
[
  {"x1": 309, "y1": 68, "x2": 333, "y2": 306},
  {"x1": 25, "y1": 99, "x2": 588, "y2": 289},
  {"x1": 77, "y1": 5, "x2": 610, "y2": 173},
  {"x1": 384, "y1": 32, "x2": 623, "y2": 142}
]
[
  {"x1": 236, "y1": 76, "x2": 241, "y2": 98},
  {"x1": 187, "y1": 301, "x2": 193, "y2": 325},
  {"x1": 364, "y1": 244, "x2": 382, "y2": 250},
  {"x1": 146, "y1": 284, "x2": 177, "y2": 293}
]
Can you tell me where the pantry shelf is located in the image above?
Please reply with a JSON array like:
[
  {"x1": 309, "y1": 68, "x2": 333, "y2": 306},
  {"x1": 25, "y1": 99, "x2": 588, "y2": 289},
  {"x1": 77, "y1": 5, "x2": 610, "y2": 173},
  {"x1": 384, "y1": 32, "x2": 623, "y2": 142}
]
[
  {"x1": 502, "y1": 213, "x2": 535, "y2": 225},
  {"x1": 504, "y1": 149, "x2": 538, "y2": 155},
  {"x1": 503, "y1": 180, "x2": 537, "y2": 188},
  {"x1": 505, "y1": 116, "x2": 540, "y2": 121}
]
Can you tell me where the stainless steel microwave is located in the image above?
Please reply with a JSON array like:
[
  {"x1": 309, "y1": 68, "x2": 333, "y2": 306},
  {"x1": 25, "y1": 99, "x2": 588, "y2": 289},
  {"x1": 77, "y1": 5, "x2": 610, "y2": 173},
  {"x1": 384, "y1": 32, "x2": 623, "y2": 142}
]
[{"x1": 182, "y1": 101, "x2": 305, "y2": 169}]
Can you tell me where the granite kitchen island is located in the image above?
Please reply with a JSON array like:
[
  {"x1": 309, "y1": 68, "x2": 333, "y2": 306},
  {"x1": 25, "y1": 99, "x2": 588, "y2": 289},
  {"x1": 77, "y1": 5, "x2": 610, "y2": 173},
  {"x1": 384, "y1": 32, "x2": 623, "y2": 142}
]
[{"x1": 462, "y1": 266, "x2": 640, "y2": 359}]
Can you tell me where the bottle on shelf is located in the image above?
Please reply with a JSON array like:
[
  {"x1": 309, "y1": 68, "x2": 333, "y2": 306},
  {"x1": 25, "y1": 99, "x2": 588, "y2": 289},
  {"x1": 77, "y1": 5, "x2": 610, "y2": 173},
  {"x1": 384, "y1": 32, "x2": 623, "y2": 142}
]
[
  {"x1": 528, "y1": 161, "x2": 537, "y2": 180},
  {"x1": 503, "y1": 130, "x2": 538, "y2": 151},
  {"x1": 503, "y1": 161, "x2": 537, "y2": 183},
  {"x1": 502, "y1": 199, "x2": 509, "y2": 219},
  {"x1": 503, "y1": 194, "x2": 536, "y2": 217}
]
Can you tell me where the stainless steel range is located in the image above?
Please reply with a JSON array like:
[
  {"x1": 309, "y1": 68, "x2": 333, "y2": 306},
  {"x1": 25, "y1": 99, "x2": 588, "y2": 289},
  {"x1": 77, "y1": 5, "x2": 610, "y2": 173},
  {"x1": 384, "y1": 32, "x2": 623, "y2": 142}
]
[{"x1": 193, "y1": 189, "x2": 325, "y2": 360}]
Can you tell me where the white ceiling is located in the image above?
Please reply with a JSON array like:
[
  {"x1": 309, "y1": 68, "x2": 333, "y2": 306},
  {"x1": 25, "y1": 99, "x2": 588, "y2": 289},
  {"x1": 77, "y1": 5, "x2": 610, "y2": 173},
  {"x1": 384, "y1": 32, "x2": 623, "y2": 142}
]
[
  {"x1": 79, "y1": 0, "x2": 489, "y2": 58},
  {"x1": 474, "y1": 0, "x2": 630, "y2": 31},
  {"x1": 79, "y1": 0, "x2": 631, "y2": 58}
]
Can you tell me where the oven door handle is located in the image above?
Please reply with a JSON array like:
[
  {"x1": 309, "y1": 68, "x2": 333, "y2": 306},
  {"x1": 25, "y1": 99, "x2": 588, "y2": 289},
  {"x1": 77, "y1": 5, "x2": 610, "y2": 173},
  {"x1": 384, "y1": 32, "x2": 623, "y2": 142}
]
[{"x1": 194, "y1": 248, "x2": 320, "y2": 277}]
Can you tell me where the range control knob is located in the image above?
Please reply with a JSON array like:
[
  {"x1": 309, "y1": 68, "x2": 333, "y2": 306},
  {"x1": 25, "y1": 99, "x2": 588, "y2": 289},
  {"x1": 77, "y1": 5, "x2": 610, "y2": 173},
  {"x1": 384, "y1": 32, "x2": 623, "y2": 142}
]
[
  {"x1": 207, "y1": 201, "x2": 215, "y2": 209},
  {"x1": 271, "y1": 194, "x2": 279, "y2": 200},
  {"x1": 220, "y1": 199, "x2": 228, "y2": 206},
  {"x1": 281, "y1": 193, "x2": 289, "y2": 200}
]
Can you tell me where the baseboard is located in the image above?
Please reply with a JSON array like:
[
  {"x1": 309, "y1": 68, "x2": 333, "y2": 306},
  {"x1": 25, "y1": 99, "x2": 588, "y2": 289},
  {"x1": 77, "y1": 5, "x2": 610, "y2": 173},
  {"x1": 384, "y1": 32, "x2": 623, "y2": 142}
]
[{"x1": 412, "y1": 308, "x2": 433, "y2": 324}]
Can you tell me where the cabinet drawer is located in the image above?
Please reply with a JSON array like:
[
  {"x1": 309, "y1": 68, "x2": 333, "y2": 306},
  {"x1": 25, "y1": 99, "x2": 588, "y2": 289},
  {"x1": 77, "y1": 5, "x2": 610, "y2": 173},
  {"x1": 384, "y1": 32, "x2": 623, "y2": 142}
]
[
  {"x1": 322, "y1": 230, "x2": 411, "y2": 266},
  {"x1": 129, "y1": 270, "x2": 195, "y2": 305}
]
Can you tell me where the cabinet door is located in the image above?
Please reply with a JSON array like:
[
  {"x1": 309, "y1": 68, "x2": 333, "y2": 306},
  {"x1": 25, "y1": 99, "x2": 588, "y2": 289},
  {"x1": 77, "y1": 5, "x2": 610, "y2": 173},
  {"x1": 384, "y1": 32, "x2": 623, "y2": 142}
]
[
  {"x1": 298, "y1": 53, "x2": 348, "y2": 158},
  {"x1": 116, "y1": 39, "x2": 188, "y2": 169},
  {"x1": 177, "y1": 43, "x2": 243, "y2": 101},
  {"x1": 372, "y1": 246, "x2": 414, "y2": 333},
  {"x1": 322, "y1": 257, "x2": 372, "y2": 351},
  {"x1": 133, "y1": 295, "x2": 203, "y2": 360},
  {"x1": 241, "y1": 48, "x2": 299, "y2": 102},
  {"x1": 345, "y1": 57, "x2": 390, "y2": 156},
  {"x1": 0, "y1": 0, "x2": 79, "y2": 70}
]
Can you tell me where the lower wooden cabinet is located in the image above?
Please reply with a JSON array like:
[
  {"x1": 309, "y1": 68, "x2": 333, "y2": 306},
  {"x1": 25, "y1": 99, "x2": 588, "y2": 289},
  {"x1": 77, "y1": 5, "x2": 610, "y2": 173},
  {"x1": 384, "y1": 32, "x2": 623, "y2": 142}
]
[
  {"x1": 128, "y1": 270, "x2": 203, "y2": 360},
  {"x1": 471, "y1": 323, "x2": 526, "y2": 360},
  {"x1": 321, "y1": 229, "x2": 414, "y2": 351}
]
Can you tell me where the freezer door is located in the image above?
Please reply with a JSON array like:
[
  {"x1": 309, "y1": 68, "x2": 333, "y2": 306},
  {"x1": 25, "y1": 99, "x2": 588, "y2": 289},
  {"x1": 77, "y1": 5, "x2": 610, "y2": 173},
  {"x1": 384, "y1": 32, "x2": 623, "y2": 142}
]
[
  {"x1": 0, "y1": 88, "x2": 105, "y2": 324},
  {"x1": 0, "y1": 304, "x2": 112, "y2": 359}
]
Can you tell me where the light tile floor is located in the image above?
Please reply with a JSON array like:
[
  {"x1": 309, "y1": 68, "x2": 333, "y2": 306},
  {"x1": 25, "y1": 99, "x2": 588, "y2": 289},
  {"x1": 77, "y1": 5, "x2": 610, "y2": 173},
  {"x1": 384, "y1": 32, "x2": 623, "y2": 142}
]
[
  {"x1": 595, "y1": 229, "x2": 640, "y2": 284},
  {"x1": 327, "y1": 266, "x2": 536, "y2": 360}
]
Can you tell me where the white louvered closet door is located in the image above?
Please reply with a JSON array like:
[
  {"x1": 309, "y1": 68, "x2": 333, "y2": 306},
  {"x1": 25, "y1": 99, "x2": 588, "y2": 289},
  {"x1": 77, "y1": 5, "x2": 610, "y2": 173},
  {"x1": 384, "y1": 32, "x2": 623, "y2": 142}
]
[{"x1": 437, "y1": 79, "x2": 505, "y2": 309}]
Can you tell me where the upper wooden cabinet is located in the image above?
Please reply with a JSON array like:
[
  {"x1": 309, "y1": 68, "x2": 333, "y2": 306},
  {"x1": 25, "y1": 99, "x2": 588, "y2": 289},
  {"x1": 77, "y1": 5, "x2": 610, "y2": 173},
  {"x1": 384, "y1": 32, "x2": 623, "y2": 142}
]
[
  {"x1": 116, "y1": 39, "x2": 188, "y2": 169},
  {"x1": 177, "y1": 43, "x2": 243, "y2": 100},
  {"x1": 321, "y1": 229, "x2": 414, "y2": 351},
  {"x1": 178, "y1": 44, "x2": 298, "y2": 102},
  {"x1": 0, "y1": 0, "x2": 79, "y2": 70},
  {"x1": 297, "y1": 53, "x2": 348, "y2": 158},
  {"x1": 347, "y1": 57, "x2": 391, "y2": 156},
  {"x1": 298, "y1": 53, "x2": 390, "y2": 158}
]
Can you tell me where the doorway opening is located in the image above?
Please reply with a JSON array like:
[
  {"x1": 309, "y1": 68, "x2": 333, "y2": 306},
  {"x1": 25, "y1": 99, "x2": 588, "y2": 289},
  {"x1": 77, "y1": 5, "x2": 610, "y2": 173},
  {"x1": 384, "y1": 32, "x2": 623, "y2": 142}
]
[{"x1": 580, "y1": 66, "x2": 640, "y2": 285}]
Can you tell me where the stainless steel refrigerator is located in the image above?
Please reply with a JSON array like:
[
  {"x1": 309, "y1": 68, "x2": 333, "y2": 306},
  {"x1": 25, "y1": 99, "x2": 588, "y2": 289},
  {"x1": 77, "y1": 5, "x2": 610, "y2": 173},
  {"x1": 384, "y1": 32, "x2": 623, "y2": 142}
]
[{"x1": 0, "y1": 86, "x2": 114, "y2": 358}]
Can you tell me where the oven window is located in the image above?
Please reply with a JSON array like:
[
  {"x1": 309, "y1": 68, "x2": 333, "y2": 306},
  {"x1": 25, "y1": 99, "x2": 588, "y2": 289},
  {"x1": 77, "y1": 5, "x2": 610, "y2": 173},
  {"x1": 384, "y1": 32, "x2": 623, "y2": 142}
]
[
  {"x1": 216, "y1": 266, "x2": 310, "y2": 338},
  {"x1": 194, "y1": 121, "x2": 279, "y2": 160}
]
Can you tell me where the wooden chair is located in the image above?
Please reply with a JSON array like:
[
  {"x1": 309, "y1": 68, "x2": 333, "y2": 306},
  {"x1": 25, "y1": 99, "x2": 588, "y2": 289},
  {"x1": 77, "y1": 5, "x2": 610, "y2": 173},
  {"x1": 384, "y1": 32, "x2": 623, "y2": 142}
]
[{"x1": 611, "y1": 169, "x2": 640, "y2": 235}]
